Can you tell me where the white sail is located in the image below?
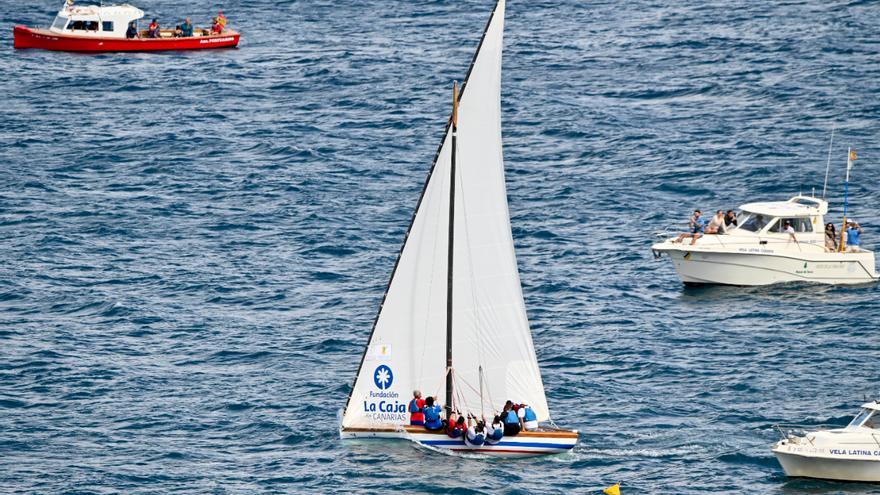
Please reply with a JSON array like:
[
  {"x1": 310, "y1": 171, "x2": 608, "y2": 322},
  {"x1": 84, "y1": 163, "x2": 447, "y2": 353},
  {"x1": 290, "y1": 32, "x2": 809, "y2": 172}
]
[{"x1": 342, "y1": 0, "x2": 549, "y2": 430}]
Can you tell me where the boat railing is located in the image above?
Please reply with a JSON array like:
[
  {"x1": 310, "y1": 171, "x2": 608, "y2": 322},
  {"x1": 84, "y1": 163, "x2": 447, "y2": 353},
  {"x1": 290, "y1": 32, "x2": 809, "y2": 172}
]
[{"x1": 772, "y1": 423, "x2": 835, "y2": 442}]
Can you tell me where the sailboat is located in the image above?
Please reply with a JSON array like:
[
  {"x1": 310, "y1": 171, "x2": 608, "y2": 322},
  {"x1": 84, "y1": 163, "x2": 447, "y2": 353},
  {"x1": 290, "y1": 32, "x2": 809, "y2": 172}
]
[{"x1": 339, "y1": 0, "x2": 578, "y2": 457}]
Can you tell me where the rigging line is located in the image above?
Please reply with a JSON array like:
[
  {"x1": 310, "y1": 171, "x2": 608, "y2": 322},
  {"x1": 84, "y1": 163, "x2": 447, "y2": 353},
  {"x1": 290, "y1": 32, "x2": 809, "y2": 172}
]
[
  {"x1": 822, "y1": 124, "x2": 835, "y2": 199},
  {"x1": 418, "y1": 146, "x2": 449, "y2": 385}
]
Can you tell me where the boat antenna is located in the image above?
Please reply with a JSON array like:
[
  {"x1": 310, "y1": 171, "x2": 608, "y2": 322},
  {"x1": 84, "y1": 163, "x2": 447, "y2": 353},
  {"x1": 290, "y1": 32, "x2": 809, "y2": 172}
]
[
  {"x1": 839, "y1": 147, "x2": 856, "y2": 251},
  {"x1": 822, "y1": 124, "x2": 835, "y2": 199},
  {"x1": 445, "y1": 80, "x2": 459, "y2": 420}
]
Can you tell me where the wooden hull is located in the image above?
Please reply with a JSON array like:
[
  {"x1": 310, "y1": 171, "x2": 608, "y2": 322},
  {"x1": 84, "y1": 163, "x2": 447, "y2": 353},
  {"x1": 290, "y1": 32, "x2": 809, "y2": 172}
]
[
  {"x1": 13, "y1": 26, "x2": 240, "y2": 52},
  {"x1": 341, "y1": 425, "x2": 579, "y2": 457}
]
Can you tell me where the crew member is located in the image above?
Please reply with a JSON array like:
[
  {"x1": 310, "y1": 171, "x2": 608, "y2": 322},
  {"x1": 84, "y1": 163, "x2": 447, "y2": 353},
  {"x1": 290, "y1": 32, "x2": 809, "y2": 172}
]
[
  {"x1": 502, "y1": 400, "x2": 521, "y2": 436},
  {"x1": 485, "y1": 415, "x2": 504, "y2": 444},
  {"x1": 518, "y1": 403, "x2": 539, "y2": 431},
  {"x1": 422, "y1": 396, "x2": 443, "y2": 430},
  {"x1": 408, "y1": 390, "x2": 426, "y2": 426},
  {"x1": 464, "y1": 419, "x2": 487, "y2": 447},
  {"x1": 447, "y1": 415, "x2": 467, "y2": 439}
]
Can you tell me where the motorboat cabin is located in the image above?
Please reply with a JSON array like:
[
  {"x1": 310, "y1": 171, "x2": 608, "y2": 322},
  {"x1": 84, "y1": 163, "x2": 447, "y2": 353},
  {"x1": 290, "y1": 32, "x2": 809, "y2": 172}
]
[
  {"x1": 773, "y1": 401, "x2": 880, "y2": 481},
  {"x1": 734, "y1": 196, "x2": 828, "y2": 244},
  {"x1": 49, "y1": 4, "x2": 144, "y2": 39}
]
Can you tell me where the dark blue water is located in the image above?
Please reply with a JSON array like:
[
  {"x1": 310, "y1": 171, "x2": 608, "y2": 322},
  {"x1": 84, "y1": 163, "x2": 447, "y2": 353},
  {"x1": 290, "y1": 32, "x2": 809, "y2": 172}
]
[{"x1": 3, "y1": 0, "x2": 880, "y2": 493}]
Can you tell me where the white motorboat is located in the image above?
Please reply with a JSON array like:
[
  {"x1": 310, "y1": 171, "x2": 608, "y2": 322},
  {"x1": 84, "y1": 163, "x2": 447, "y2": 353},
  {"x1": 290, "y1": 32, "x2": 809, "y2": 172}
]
[
  {"x1": 652, "y1": 195, "x2": 879, "y2": 286},
  {"x1": 773, "y1": 401, "x2": 880, "y2": 482}
]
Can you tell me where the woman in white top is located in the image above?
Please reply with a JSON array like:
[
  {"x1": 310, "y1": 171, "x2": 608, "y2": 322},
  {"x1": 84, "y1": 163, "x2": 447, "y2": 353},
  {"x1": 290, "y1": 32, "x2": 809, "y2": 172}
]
[{"x1": 704, "y1": 210, "x2": 727, "y2": 235}]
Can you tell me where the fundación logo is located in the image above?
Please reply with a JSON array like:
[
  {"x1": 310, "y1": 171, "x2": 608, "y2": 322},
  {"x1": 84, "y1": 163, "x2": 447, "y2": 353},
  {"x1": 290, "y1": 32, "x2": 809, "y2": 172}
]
[{"x1": 373, "y1": 364, "x2": 393, "y2": 390}]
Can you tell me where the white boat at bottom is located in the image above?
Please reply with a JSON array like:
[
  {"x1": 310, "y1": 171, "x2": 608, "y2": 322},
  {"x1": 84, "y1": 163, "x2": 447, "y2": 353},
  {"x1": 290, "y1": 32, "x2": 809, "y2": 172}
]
[
  {"x1": 772, "y1": 401, "x2": 880, "y2": 482},
  {"x1": 342, "y1": 426, "x2": 578, "y2": 457},
  {"x1": 652, "y1": 195, "x2": 879, "y2": 285}
]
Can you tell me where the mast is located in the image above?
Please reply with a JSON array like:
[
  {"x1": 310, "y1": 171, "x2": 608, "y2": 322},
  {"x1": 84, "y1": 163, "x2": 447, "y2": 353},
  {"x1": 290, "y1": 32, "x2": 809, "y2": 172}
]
[
  {"x1": 839, "y1": 147, "x2": 856, "y2": 252},
  {"x1": 446, "y1": 81, "x2": 459, "y2": 419}
]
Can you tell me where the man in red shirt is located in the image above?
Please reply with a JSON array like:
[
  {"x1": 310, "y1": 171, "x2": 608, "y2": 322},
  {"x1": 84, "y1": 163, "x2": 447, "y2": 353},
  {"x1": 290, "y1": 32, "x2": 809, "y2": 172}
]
[{"x1": 408, "y1": 390, "x2": 426, "y2": 426}]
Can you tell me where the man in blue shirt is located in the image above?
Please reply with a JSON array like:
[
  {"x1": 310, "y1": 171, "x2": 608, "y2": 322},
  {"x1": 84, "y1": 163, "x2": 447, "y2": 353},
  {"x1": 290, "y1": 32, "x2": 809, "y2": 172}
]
[
  {"x1": 675, "y1": 209, "x2": 707, "y2": 245},
  {"x1": 846, "y1": 219, "x2": 863, "y2": 252},
  {"x1": 422, "y1": 396, "x2": 443, "y2": 430}
]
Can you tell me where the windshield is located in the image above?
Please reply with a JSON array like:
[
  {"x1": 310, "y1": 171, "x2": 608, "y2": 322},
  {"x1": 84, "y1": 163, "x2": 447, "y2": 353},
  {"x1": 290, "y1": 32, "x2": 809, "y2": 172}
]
[
  {"x1": 738, "y1": 212, "x2": 769, "y2": 233},
  {"x1": 848, "y1": 408, "x2": 877, "y2": 428},
  {"x1": 52, "y1": 16, "x2": 67, "y2": 30},
  {"x1": 792, "y1": 198, "x2": 821, "y2": 208}
]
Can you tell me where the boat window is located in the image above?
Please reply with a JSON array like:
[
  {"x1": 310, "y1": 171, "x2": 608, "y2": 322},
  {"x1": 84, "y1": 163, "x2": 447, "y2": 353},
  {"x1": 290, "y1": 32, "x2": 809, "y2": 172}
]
[
  {"x1": 849, "y1": 409, "x2": 876, "y2": 428},
  {"x1": 85, "y1": 21, "x2": 99, "y2": 31},
  {"x1": 68, "y1": 20, "x2": 86, "y2": 30},
  {"x1": 769, "y1": 218, "x2": 813, "y2": 233},
  {"x1": 738, "y1": 213, "x2": 769, "y2": 232},
  {"x1": 52, "y1": 16, "x2": 68, "y2": 30},
  {"x1": 102, "y1": 21, "x2": 113, "y2": 32}
]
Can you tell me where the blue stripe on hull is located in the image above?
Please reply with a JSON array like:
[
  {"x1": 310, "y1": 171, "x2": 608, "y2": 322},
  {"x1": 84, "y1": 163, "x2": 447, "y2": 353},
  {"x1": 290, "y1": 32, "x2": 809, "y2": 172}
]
[{"x1": 420, "y1": 439, "x2": 574, "y2": 449}]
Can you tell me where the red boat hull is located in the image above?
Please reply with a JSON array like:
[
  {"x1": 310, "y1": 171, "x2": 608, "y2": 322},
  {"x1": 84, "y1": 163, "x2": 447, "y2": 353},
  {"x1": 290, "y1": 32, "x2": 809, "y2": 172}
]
[{"x1": 13, "y1": 25, "x2": 239, "y2": 52}]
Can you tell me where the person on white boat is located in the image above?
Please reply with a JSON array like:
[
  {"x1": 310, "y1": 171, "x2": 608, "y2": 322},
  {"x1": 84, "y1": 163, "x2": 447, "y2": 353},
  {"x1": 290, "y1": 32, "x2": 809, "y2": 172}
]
[
  {"x1": 485, "y1": 415, "x2": 504, "y2": 444},
  {"x1": 501, "y1": 401, "x2": 521, "y2": 436},
  {"x1": 824, "y1": 223, "x2": 838, "y2": 252},
  {"x1": 446, "y1": 415, "x2": 467, "y2": 439},
  {"x1": 517, "y1": 404, "x2": 539, "y2": 431},
  {"x1": 464, "y1": 419, "x2": 487, "y2": 447},
  {"x1": 724, "y1": 209, "x2": 737, "y2": 229},
  {"x1": 675, "y1": 210, "x2": 706, "y2": 245},
  {"x1": 846, "y1": 220, "x2": 863, "y2": 252},
  {"x1": 782, "y1": 221, "x2": 798, "y2": 244},
  {"x1": 704, "y1": 210, "x2": 728, "y2": 235},
  {"x1": 422, "y1": 396, "x2": 443, "y2": 430}
]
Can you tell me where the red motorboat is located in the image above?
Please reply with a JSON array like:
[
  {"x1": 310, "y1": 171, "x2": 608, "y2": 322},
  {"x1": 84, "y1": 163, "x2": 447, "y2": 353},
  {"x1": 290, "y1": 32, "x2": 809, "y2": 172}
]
[{"x1": 13, "y1": 2, "x2": 240, "y2": 52}]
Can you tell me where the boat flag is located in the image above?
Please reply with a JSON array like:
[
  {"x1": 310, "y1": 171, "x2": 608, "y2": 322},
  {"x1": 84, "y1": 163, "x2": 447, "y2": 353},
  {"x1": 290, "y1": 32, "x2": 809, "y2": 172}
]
[{"x1": 603, "y1": 483, "x2": 621, "y2": 495}]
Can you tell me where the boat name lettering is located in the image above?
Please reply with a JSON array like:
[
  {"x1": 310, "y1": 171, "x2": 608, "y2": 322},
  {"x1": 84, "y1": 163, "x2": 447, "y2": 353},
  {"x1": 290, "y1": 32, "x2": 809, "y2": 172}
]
[
  {"x1": 362, "y1": 399, "x2": 408, "y2": 422},
  {"x1": 200, "y1": 37, "x2": 235, "y2": 44},
  {"x1": 368, "y1": 390, "x2": 399, "y2": 399},
  {"x1": 828, "y1": 448, "x2": 880, "y2": 456}
]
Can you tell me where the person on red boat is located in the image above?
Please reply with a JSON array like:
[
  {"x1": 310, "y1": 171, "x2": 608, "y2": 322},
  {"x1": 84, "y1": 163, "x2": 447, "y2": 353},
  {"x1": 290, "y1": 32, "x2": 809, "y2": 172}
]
[
  {"x1": 126, "y1": 21, "x2": 139, "y2": 39},
  {"x1": 148, "y1": 18, "x2": 161, "y2": 38},
  {"x1": 408, "y1": 390, "x2": 426, "y2": 426},
  {"x1": 180, "y1": 17, "x2": 194, "y2": 37},
  {"x1": 211, "y1": 10, "x2": 228, "y2": 34}
]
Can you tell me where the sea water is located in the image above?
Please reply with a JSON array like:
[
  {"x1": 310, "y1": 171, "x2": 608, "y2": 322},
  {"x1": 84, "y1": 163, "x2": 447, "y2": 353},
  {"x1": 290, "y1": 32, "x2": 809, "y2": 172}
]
[{"x1": 2, "y1": 0, "x2": 879, "y2": 493}]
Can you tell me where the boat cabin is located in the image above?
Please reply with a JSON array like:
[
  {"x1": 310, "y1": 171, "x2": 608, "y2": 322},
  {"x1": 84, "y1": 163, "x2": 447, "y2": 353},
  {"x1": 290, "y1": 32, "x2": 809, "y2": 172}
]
[
  {"x1": 847, "y1": 401, "x2": 880, "y2": 430},
  {"x1": 49, "y1": 4, "x2": 144, "y2": 38},
  {"x1": 733, "y1": 196, "x2": 827, "y2": 237}
]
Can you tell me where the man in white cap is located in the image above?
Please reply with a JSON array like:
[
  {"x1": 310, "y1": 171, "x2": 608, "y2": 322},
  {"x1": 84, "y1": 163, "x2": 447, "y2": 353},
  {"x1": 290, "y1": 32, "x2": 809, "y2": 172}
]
[{"x1": 846, "y1": 219, "x2": 863, "y2": 252}]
